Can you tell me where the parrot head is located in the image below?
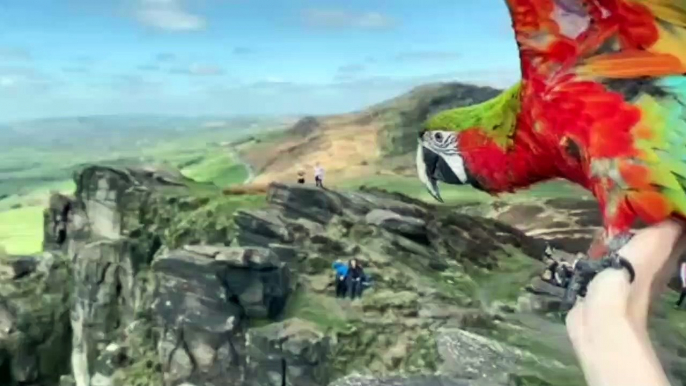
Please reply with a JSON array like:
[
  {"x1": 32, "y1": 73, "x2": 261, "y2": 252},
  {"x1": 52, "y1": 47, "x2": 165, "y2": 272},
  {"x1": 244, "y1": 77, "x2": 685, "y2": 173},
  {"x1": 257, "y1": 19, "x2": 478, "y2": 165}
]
[{"x1": 416, "y1": 83, "x2": 522, "y2": 202}]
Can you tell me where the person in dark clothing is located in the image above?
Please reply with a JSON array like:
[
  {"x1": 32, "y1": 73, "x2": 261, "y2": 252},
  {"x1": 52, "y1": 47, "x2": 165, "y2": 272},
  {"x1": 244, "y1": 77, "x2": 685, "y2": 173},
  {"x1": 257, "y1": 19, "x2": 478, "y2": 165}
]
[
  {"x1": 297, "y1": 170, "x2": 305, "y2": 184},
  {"x1": 346, "y1": 258, "x2": 364, "y2": 299},
  {"x1": 332, "y1": 260, "x2": 348, "y2": 298},
  {"x1": 542, "y1": 256, "x2": 559, "y2": 285},
  {"x1": 676, "y1": 262, "x2": 686, "y2": 309},
  {"x1": 556, "y1": 261, "x2": 574, "y2": 287}
]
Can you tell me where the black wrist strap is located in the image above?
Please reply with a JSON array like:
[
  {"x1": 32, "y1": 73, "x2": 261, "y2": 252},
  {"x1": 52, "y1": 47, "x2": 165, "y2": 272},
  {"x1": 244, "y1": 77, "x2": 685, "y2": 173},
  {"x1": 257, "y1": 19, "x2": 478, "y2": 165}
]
[
  {"x1": 561, "y1": 250, "x2": 636, "y2": 313},
  {"x1": 603, "y1": 253, "x2": 636, "y2": 283}
]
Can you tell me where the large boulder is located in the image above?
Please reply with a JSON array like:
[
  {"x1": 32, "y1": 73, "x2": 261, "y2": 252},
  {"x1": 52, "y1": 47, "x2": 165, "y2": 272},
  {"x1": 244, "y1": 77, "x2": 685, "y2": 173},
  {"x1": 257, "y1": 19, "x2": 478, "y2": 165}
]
[
  {"x1": 489, "y1": 197, "x2": 601, "y2": 254},
  {"x1": 43, "y1": 193, "x2": 73, "y2": 252},
  {"x1": 0, "y1": 253, "x2": 72, "y2": 386},
  {"x1": 266, "y1": 183, "x2": 427, "y2": 226},
  {"x1": 246, "y1": 318, "x2": 331, "y2": 386},
  {"x1": 152, "y1": 245, "x2": 291, "y2": 385}
]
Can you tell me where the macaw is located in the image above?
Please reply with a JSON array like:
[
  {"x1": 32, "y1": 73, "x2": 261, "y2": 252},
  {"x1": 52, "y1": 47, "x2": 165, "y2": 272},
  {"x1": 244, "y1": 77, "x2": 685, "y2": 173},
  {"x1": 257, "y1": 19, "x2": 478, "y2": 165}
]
[{"x1": 416, "y1": 0, "x2": 686, "y2": 260}]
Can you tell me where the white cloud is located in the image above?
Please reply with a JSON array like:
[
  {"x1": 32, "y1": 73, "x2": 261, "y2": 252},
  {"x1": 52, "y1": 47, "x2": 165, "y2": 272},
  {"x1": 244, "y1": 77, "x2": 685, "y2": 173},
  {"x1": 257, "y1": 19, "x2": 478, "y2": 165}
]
[
  {"x1": 0, "y1": 67, "x2": 55, "y2": 93},
  {"x1": 110, "y1": 74, "x2": 164, "y2": 94},
  {"x1": 62, "y1": 66, "x2": 90, "y2": 74},
  {"x1": 302, "y1": 9, "x2": 396, "y2": 30},
  {"x1": 233, "y1": 47, "x2": 254, "y2": 55},
  {"x1": 137, "y1": 64, "x2": 160, "y2": 71},
  {"x1": 337, "y1": 64, "x2": 365, "y2": 74},
  {"x1": 0, "y1": 76, "x2": 17, "y2": 87},
  {"x1": 156, "y1": 52, "x2": 176, "y2": 62},
  {"x1": 170, "y1": 63, "x2": 224, "y2": 76},
  {"x1": 188, "y1": 63, "x2": 224, "y2": 76},
  {"x1": 335, "y1": 63, "x2": 366, "y2": 81},
  {"x1": 393, "y1": 51, "x2": 462, "y2": 62},
  {"x1": 0, "y1": 47, "x2": 32, "y2": 61},
  {"x1": 134, "y1": 0, "x2": 206, "y2": 32}
]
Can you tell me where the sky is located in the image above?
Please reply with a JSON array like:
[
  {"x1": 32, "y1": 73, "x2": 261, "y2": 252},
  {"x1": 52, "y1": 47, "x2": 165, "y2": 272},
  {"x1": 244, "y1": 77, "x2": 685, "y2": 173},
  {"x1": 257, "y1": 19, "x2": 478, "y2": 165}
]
[{"x1": 0, "y1": 0, "x2": 522, "y2": 122}]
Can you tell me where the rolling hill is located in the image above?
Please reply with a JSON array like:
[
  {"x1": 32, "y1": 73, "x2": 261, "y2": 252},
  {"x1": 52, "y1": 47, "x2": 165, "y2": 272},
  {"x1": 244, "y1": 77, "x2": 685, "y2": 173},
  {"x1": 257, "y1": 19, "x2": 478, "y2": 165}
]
[{"x1": 239, "y1": 82, "x2": 502, "y2": 185}]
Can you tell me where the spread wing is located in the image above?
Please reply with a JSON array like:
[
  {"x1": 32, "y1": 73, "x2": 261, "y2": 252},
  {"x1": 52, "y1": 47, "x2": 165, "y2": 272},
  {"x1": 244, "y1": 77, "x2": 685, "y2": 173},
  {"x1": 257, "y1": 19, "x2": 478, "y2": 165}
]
[
  {"x1": 503, "y1": 0, "x2": 686, "y2": 229},
  {"x1": 504, "y1": 0, "x2": 686, "y2": 83}
]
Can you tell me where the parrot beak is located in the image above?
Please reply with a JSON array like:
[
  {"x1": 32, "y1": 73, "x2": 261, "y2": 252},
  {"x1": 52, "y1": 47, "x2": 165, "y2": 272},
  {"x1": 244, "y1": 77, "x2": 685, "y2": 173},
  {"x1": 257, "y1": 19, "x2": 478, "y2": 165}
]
[
  {"x1": 416, "y1": 142, "x2": 468, "y2": 203},
  {"x1": 416, "y1": 144, "x2": 444, "y2": 203}
]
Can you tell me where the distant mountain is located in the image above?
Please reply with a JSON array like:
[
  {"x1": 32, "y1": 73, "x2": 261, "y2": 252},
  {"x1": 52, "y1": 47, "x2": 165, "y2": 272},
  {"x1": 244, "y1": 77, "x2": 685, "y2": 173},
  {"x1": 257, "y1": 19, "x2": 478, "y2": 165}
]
[
  {"x1": 0, "y1": 114, "x2": 291, "y2": 151},
  {"x1": 239, "y1": 82, "x2": 503, "y2": 184},
  {"x1": 366, "y1": 83, "x2": 501, "y2": 156}
]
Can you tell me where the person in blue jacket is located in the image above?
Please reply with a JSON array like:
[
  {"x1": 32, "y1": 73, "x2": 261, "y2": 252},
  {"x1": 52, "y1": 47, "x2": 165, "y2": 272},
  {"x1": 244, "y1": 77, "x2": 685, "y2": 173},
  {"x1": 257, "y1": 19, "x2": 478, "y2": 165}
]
[{"x1": 332, "y1": 260, "x2": 348, "y2": 298}]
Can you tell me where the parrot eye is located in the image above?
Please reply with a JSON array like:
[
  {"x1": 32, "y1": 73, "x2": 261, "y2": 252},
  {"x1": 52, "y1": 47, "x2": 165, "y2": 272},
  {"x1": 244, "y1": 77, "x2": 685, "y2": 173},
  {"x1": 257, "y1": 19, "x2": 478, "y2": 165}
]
[{"x1": 434, "y1": 132, "x2": 443, "y2": 141}]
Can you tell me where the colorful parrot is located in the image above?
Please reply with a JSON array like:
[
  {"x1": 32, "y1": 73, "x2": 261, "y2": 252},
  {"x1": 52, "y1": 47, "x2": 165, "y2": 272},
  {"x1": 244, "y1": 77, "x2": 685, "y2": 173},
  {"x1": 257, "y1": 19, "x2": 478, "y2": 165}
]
[{"x1": 417, "y1": 0, "x2": 686, "y2": 260}]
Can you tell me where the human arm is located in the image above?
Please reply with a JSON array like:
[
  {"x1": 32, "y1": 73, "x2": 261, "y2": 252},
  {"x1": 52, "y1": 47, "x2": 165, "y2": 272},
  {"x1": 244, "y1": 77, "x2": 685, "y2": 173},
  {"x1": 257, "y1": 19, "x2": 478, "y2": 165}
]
[
  {"x1": 566, "y1": 269, "x2": 671, "y2": 386},
  {"x1": 566, "y1": 219, "x2": 686, "y2": 386}
]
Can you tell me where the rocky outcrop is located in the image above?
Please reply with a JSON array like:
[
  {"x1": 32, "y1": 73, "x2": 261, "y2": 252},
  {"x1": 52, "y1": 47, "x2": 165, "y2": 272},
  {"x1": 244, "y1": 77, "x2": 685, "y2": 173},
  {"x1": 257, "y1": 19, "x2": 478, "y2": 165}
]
[
  {"x1": 481, "y1": 197, "x2": 602, "y2": 254},
  {"x1": 42, "y1": 166, "x2": 297, "y2": 386},
  {"x1": 287, "y1": 116, "x2": 321, "y2": 138},
  {"x1": 36, "y1": 163, "x2": 686, "y2": 386},
  {"x1": 38, "y1": 164, "x2": 565, "y2": 386},
  {"x1": 246, "y1": 318, "x2": 330, "y2": 386},
  {"x1": 43, "y1": 193, "x2": 72, "y2": 251},
  {"x1": 0, "y1": 253, "x2": 72, "y2": 386},
  {"x1": 152, "y1": 245, "x2": 291, "y2": 385}
]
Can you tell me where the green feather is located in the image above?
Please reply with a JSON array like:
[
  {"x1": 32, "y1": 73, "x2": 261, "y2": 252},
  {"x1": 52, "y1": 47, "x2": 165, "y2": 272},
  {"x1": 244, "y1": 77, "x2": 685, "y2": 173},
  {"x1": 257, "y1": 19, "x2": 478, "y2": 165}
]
[{"x1": 424, "y1": 82, "x2": 522, "y2": 149}]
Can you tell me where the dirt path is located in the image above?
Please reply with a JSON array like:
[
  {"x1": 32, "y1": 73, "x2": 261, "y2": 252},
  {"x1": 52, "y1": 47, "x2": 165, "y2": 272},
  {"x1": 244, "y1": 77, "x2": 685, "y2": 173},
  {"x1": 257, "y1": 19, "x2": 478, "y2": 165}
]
[{"x1": 228, "y1": 147, "x2": 255, "y2": 184}]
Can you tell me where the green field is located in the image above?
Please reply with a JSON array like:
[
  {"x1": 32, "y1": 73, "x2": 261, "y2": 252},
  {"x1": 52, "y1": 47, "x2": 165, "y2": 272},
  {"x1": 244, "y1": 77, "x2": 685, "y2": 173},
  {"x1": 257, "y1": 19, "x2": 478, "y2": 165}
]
[
  {"x1": 181, "y1": 150, "x2": 249, "y2": 187},
  {"x1": 0, "y1": 116, "x2": 287, "y2": 255},
  {"x1": 0, "y1": 206, "x2": 46, "y2": 255}
]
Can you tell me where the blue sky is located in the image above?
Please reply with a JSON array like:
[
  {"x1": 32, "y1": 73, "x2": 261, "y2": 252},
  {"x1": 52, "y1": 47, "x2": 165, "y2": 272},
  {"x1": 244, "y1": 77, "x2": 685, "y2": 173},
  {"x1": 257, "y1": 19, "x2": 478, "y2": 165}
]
[{"x1": 0, "y1": 0, "x2": 521, "y2": 122}]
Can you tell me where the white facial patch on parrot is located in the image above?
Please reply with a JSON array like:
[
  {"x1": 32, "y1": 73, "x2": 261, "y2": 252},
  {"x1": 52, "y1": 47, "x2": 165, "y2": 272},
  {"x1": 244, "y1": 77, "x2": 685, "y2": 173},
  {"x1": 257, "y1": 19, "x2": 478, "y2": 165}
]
[
  {"x1": 442, "y1": 153, "x2": 468, "y2": 183},
  {"x1": 420, "y1": 130, "x2": 469, "y2": 184},
  {"x1": 416, "y1": 142, "x2": 431, "y2": 187}
]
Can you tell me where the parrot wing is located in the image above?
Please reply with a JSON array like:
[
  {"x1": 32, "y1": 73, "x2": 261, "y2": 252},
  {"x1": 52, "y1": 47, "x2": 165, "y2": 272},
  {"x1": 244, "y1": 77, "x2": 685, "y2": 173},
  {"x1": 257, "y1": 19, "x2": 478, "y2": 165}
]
[
  {"x1": 503, "y1": 0, "x2": 686, "y2": 230},
  {"x1": 504, "y1": 0, "x2": 686, "y2": 82}
]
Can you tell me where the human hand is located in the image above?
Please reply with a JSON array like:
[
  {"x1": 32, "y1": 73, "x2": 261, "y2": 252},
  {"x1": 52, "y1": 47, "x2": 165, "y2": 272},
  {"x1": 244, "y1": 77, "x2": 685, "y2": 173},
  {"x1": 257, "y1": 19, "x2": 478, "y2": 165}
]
[
  {"x1": 565, "y1": 220, "x2": 686, "y2": 386},
  {"x1": 565, "y1": 269, "x2": 671, "y2": 386}
]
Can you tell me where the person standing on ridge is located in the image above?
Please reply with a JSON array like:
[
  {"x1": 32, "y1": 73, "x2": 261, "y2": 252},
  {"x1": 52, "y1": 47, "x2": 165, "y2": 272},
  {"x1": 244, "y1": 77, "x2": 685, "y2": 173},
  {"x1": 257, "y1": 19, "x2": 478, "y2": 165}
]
[{"x1": 314, "y1": 162, "x2": 324, "y2": 188}]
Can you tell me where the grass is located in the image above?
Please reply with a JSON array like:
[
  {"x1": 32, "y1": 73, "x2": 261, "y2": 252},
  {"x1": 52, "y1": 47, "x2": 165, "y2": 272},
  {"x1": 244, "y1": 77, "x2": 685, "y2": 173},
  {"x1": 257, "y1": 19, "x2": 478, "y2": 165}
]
[
  {"x1": 281, "y1": 289, "x2": 351, "y2": 332},
  {"x1": 163, "y1": 193, "x2": 267, "y2": 248},
  {"x1": 181, "y1": 150, "x2": 248, "y2": 187},
  {"x1": 470, "y1": 246, "x2": 544, "y2": 305},
  {"x1": 0, "y1": 206, "x2": 45, "y2": 255},
  {"x1": 0, "y1": 179, "x2": 75, "y2": 212}
]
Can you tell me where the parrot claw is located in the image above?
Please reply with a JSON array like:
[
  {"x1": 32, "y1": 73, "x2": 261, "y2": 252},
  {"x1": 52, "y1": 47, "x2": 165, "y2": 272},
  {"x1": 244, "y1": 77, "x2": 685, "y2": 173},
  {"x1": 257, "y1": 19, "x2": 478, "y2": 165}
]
[{"x1": 559, "y1": 233, "x2": 636, "y2": 313}]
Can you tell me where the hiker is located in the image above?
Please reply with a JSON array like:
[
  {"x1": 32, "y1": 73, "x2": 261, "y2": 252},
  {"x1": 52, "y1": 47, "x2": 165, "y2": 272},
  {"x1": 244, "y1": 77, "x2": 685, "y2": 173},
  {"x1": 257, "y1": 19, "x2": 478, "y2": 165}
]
[
  {"x1": 332, "y1": 260, "x2": 348, "y2": 298},
  {"x1": 676, "y1": 261, "x2": 686, "y2": 309},
  {"x1": 556, "y1": 261, "x2": 574, "y2": 288},
  {"x1": 346, "y1": 258, "x2": 365, "y2": 299},
  {"x1": 297, "y1": 170, "x2": 305, "y2": 184},
  {"x1": 314, "y1": 162, "x2": 324, "y2": 188},
  {"x1": 542, "y1": 255, "x2": 560, "y2": 285}
]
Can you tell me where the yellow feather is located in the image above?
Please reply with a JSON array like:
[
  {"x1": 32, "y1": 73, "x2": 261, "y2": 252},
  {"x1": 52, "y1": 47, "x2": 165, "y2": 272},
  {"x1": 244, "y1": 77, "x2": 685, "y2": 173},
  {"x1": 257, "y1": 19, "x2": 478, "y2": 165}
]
[
  {"x1": 628, "y1": 0, "x2": 686, "y2": 27},
  {"x1": 650, "y1": 24, "x2": 686, "y2": 68}
]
